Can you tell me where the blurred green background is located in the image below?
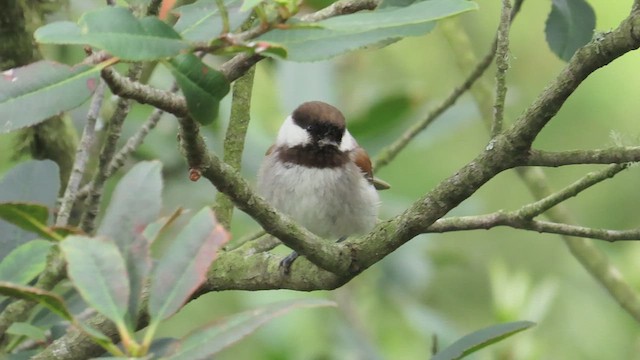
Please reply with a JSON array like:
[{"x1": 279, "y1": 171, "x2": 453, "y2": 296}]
[{"x1": 3, "y1": 0, "x2": 640, "y2": 358}]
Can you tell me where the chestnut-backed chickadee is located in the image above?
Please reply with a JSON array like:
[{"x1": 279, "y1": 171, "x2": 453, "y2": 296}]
[{"x1": 257, "y1": 101, "x2": 387, "y2": 273}]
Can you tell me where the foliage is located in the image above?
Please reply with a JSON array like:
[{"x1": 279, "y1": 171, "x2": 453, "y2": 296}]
[{"x1": 0, "y1": 0, "x2": 638, "y2": 358}]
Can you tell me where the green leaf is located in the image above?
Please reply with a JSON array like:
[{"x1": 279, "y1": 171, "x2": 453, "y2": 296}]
[
  {"x1": 347, "y1": 93, "x2": 413, "y2": 139},
  {"x1": 35, "y1": 7, "x2": 190, "y2": 61},
  {"x1": 0, "y1": 240, "x2": 52, "y2": 284},
  {"x1": 545, "y1": 0, "x2": 596, "y2": 62},
  {"x1": 7, "y1": 322, "x2": 47, "y2": 342},
  {"x1": 165, "y1": 54, "x2": 230, "y2": 125},
  {"x1": 0, "y1": 282, "x2": 72, "y2": 320},
  {"x1": 0, "y1": 203, "x2": 60, "y2": 241},
  {"x1": 148, "y1": 208, "x2": 229, "y2": 323},
  {"x1": 143, "y1": 207, "x2": 185, "y2": 244},
  {"x1": 258, "y1": 0, "x2": 477, "y2": 61},
  {"x1": 0, "y1": 161, "x2": 59, "y2": 259},
  {"x1": 240, "y1": 0, "x2": 263, "y2": 11},
  {"x1": 97, "y1": 161, "x2": 162, "y2": 322},
  {"x1": 0, "y1": 61, "x2": 102, "y2": 133},
  {"x1": 432, "y1": 321, "x2": 536, "y2": 360},
  {"x1": 174, "y1": 0, "x2": 252, "y2": 42},
  {"x1": 167, "y1": 299, "x2": 335, "y2": 359},
  {"x1": 59, "y1": 236, "x2": 130, "y2": 328}
]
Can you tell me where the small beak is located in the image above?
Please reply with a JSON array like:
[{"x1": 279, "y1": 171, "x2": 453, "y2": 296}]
[{"x1": 317, "y1": 138, "x2": 339, "y2": 147}]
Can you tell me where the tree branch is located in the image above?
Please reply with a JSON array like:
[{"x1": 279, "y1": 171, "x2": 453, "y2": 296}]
[
  {"x1": 526, "y1": 147, "x2": 640, "y2": 166},
  {"x1": 429, "y1": 214, "x2": 640, "y2": 242},
  {"x1": 213, "y1": 67, "x2": 255, "y2": 228},
  {"x1": 55, "y1": 81, "x2": 105, "y2": 227},
  {"x1": 374, "y1": 0, "x2": 524, "y2": 171},
  {"x1": 81, "y1": 64, "x2": 143, "y2": 234},
  {"x1": 492, "y1": 0, "x2": 511, "y2": 136},
  {"x1": 442, "y1": 6, "x2": 640, "y2": 324}
]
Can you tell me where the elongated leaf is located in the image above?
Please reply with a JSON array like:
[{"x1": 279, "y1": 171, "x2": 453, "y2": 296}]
[
  {"x1": 545, "y1": 0, "x2": 596, "y2": 62},
  {"x1": 258, "y1": 0, "x2": 477, "y2": 61},
  {"x1": 97, "y1": 160, "x2": 162, "y2": 248},
  {"x1": 7, "y1": 322, "x2": 47, "y2": 342},
  {"x1": 0, "y1": 282, "x2": 72, "y2": 320},
  {"x1": 143, "y1": 207, "x2": 185, "y2": 244},
  {"x1": 0, "y1": 61, "x2": 101, "y2": 133},
  {"x1": 0, "y1": 161, "x2": 59, "y2": 259},
  {"x1": 0, "y1": 203, "x2": 60, "y2": 241},
  {"x1": 168, "y1": 299, "x2": 335, "y2": 359},
  {"x1": 60, "y1": 236, "x2": 130, "y2": 328},
  {"x1": 35, "y1": 7, "x2": 190, "y2": 61},
  {"x1": 165, "y1": 54, "x2": 230, "y2": 125},
  {"x1": 433, "y1": 321, "x2": 535, "y2": 360},
  {"x1": 97, "y1": 161, "x2": 162, "y2": 321},
  {"x1": 173, "y1": 0, "x2": 251, "y2": 42},
  {"x1": 0, "y1": 240, "x2": 52, "y2": 284},
  {"x1": 148, "y1": 208, "x2": 229, "y2": 322}
]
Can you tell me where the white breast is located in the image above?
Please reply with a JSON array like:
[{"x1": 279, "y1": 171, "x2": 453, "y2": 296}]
[{"x1": 257, "y1": 152, "x2": 379, "y2": 239}]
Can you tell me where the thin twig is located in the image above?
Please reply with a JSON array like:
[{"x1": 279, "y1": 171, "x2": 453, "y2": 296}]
[
  {"x1": 527, "y1": 147, "x2": 640, "y2": 166},
  {"x1": 55, "y1": 81, "x2": 105, "y2": 226},
  {"x1": 515, "y1": 163, "x2": 628, "y2": 219},
  {"x1": 492, "y1": 0, "x2": 511, "y2": 136},
  {"x1": 443, "y1": 5, "x2": 640, "y2": 324},
  {"x1": 373, "y1": 0, "x2": 524, "y2": 171},
  {"x1": 81, "y1": 64, "x2": 143, "y2": 234},
  {"x1": 428, "y1": 213, "x2": 640, "y2": 242}
]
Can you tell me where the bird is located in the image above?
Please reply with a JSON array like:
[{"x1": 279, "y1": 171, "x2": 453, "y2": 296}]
[{"x1": 257, "y1": 101, "x2": 386, "y2": 274}]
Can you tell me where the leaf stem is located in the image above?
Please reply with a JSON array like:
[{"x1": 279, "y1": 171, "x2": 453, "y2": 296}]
[{"x1": 215, "y1": 0, "x2": 230, "y2": 34}]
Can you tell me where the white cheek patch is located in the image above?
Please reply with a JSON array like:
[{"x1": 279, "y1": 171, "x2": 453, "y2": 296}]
[
  {"x1": 276, "y1": 115, "x2": 310, "y2": 147},
  {"x1": 340, "y1": 130, "x2": 357, "y2": 151}
]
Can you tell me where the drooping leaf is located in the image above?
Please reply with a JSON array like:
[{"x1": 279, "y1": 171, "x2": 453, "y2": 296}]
[
  {"x1": 0, "y1": 161, "x2": 59, "y2": 259},
  {"x1": 0, "y1": 240, "x2": 52, "y2": 285},
  {"x1": 143, "y1": 207, "x2": 185, "y2": 244},
  {"x1": 97, "y1": 161, "x2": 162, "y2": 321},
  {"x1": 0, "y1": 282, "x2": 72, "y2": 320},
  {"x1": 167, "y1": 299, "x2": 335, "y2": 359},
  {"x1": 545, "y1": 0, "x2": 596, "y2": 62},
  {"x1": 432, "y1": 321, "x2": 536, "y2": 360},
  {"x1": 35, "y1": 7, "x2": 190, "y2": 61},
  {"x1": 0, "y1": 61, "x2": 102, "y2": 133},
  {"x1": 97, "y1": 160, "x2": 162, "y2": 249},
  {"x1": 59, "y1": 236, "x2": 130, "y2": 328},
  {"x1": 258, "y1": 0, "x2": 477, "y2": 61},
  {"x1": 148, "y1": 208, "x2": 229, "y2": 323},
  {"x1": 7, "y1": 322, "x2": 47, "y2": 342},
  {"x1": 173, "y1": 0, "x2": 251, "y2": 42},
  {"x1": 164, "y1": 54, "x2": 230, "y2": 125},
  {"x1": 0, "y1": 203, "x2": 60, "y2": 241}
]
